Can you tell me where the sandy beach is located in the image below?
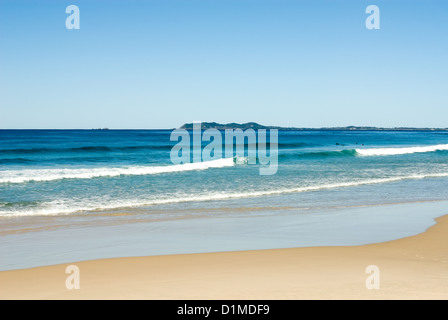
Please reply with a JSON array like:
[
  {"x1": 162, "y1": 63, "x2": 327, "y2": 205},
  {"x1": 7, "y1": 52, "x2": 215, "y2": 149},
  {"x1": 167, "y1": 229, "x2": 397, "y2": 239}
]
[{"x1": 1, "y1": 214, "x2": 447, "y2": 300}]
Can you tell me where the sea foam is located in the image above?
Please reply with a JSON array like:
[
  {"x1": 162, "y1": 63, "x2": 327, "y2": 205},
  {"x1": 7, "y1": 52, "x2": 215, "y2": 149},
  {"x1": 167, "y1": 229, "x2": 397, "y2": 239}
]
[
  {"x1": 356, "y1": 144, "x2": 448, "y2": 156},
  {"x1": 0, "y1": 157, "x2": 236, "y2": 184},
  {"x1": 3, "y1": 172, "x2": 448, "y2": 217}
]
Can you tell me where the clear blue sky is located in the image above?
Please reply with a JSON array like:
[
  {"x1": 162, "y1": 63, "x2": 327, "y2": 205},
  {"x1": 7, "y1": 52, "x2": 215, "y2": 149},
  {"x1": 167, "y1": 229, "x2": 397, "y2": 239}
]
[{"x1": 0, "y1": 0, "x2": 447, "y2": 129}]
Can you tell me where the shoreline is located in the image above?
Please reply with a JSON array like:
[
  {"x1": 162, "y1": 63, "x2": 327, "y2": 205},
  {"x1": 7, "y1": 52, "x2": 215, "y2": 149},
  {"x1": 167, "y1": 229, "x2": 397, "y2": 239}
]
[
  {"x1": 2, "y1": 200, "x2": 448, "y2": 271},
  {"x1": 1, "y1": 214, "x2": 447, "y2": 300}
]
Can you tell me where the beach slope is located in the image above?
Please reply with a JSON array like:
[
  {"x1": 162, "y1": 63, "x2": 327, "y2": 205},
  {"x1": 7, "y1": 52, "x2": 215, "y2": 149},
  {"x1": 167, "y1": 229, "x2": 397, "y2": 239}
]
[{"x1": 1, "y1": 215, "x2": 447, "y2": 300}]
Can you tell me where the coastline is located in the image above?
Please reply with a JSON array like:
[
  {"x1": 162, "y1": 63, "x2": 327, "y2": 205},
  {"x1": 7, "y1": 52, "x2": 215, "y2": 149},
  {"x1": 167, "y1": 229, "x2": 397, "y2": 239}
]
[
  {"x1": 2, "y1": 200, "x2": 448, "y2": 271},
  {"x1": 2, "y1": 0, "x2": 447, "y2": 302},
  {"x1": 1, "y1": 214, "x2": 447, "y2": 300}
]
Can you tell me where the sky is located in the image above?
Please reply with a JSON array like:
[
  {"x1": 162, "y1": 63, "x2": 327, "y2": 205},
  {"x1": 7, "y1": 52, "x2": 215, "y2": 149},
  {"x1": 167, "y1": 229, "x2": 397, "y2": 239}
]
[{"x1": 0, "y1": 0, "x2": 447, "y2": 129}]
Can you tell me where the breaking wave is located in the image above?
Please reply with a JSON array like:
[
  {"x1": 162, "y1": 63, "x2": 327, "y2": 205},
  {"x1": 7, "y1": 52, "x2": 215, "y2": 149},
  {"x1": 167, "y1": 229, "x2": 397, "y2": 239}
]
[{"x1": 0, "y1": 157, "x2": 239, "y2": 184}]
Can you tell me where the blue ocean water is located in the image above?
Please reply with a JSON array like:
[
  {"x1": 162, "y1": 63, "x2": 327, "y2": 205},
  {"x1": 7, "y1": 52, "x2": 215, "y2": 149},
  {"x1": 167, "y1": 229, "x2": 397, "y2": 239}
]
[
  {"x1": 1, "y1": 129, "x2": 448, "y2": 270},
  {"x1": 0, "y1": 129, "x2": 447, "y2": 218}
]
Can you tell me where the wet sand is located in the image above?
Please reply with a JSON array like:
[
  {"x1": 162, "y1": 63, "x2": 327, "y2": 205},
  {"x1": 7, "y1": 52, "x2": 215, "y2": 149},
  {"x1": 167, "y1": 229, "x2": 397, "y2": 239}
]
[{"x1": 1, "y1": 215, "x2": 447, "y2": 299}]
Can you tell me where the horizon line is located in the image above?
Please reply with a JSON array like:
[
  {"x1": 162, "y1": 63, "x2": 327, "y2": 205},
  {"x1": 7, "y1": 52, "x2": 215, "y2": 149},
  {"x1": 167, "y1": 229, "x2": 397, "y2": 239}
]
[{"x1": 1, "y1": 126, "x2": 448, "y2": 131}]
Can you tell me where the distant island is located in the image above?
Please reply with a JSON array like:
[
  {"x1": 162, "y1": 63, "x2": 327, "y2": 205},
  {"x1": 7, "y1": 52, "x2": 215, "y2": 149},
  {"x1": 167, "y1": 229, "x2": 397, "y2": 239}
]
[{"x1": 180, "y1": 122, "x2": 448, "y2": 131}]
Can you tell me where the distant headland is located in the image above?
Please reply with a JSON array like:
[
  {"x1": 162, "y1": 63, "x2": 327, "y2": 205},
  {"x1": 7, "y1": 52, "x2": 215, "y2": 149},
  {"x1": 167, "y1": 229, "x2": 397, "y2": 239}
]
[{"x1": 180, "y1": 122, "x2": 448, "y2": 131}]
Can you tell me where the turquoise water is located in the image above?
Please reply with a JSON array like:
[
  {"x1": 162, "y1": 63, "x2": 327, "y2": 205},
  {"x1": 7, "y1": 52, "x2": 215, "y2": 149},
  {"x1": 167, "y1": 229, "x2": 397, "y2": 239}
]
[
  {"x1": 1, "y1": 129, "x2": 448, "y2": 269},
  {"x1": 1, "y1": 129, "x2": 447, "y2": 217}
]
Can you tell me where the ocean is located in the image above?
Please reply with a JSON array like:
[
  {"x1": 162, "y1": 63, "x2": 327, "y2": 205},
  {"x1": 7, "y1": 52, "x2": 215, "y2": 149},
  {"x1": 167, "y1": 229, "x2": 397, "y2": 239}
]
[{"x1": 1, "y1": 129, "x2": 448, "y2": 269}]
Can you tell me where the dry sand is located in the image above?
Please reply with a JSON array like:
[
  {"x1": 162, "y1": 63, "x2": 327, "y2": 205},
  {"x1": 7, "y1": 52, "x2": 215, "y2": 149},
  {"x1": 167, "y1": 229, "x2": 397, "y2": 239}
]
[{"x1": 1, "y1": 215, "x2": 447, "y2": 300}]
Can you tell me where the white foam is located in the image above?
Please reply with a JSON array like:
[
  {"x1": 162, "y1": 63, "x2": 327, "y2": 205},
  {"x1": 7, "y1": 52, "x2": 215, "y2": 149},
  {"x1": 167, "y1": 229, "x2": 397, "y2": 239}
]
[
  {"x1": 0, "y1": 157, "x2": 236, "y2": 184},
  {"x1": 3, "y1": 172, "x2": 448, "y2": 217},
  {"x1": 356, "y1": 144, "x2": 448, "y2": 156}
]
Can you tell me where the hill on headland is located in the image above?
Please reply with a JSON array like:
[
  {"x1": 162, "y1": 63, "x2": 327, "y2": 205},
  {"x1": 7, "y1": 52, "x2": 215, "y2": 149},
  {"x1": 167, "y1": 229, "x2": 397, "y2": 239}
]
[{"x1": 180, "y1": 122, "x2": 448, "y2": 131}]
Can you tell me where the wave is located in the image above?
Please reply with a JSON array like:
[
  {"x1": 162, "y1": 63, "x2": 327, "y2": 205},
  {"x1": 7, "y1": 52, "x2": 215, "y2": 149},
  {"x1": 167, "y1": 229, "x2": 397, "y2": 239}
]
[
  {"x1": 0, "y1": 158, "x2": 34, "y2": 164},
  {"x1": 279, "y1": 149, "x2": 357, "y2": 159},
  {"x1": 0, "y1": 157, "x2": 238, "y2": 184},
  {"x1": 0, "y1": 141, "x2": 316, "y2": 156},
  {"x1": 3, "y1": 172, "x2": 448, "y2": 217},
  {"x1": 279, "y1": 144, "x2": 448, "y2": 159},
  {"x1": 277, "y1": 142, "x2": 316, "y2": 148},
  {"x1": 0, "y1": 144, "x2": 174, "y2": 155},
  {"x1": 355, "y1": 144, "x2": 448, "y2": 156}
]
